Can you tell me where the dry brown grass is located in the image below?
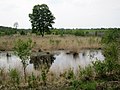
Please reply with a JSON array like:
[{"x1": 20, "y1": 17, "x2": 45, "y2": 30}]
[{"x1": 0, "y1": 35, "x2": 102, "y2": 52}]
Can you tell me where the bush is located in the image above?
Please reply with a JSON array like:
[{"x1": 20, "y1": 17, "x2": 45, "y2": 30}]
[
  {"x1": 92, "y1": 61, "x2": 107, "y2": 79},
  {"x1": 74, "y1": 30, "x2": 85, "y2": 36},
  {"x1": 9, "y1": 69, "x2": 20, "y2": 85},
  {"x1": 79, "y1": 66, "x2": 94, "y2": 81},
  {"x1": 20, "y1": 30, "x2": 26, "y2": 35},
  {"x1": 60, "y1": 30, "x2": 64, "y2": 37},
  {"x1": 66, "y1": 69, "x2": 74, "y2": 80},
  {"x1": 93, "y1": 30, "x2": 120, "y2": 81},
  {"x1": 28, "y1": 73, "x2": 37, "y2": 88},
  {"x1": 14, "y1": 39, "x2": 33, "y2": 82},
  {"x1": 41, "y1": 69, "x2": 47, "y2": 85},
  {"x1": 80, "y1": 81, "x2": 96, "y2": 90}
]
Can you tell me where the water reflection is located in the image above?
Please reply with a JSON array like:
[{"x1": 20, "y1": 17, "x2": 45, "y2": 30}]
[
  {"x1": 0, "y1": 50, "x2": 104, "y2": 75},
  {"x1": 6, "y1": 52, "x2": 12, "y2": 63},
  {"x1": 30, "y1": 53, "x2": 55, "y2": 70},
  {"x1": 50, "y1": 50, "x2": 104, "y2": 75},
  {"x1": 0, "y1": 52, "x2": 22, "y2": 71},
  {"x1": 0, "y1": 52, "x2": 35, "y2": 74}
]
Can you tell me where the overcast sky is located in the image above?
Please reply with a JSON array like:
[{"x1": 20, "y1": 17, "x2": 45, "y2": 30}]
[{"x1": 0, "y1": 0, "x2": 120, "y2": 29}]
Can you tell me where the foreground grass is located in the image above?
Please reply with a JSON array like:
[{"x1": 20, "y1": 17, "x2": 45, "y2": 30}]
[
  {"x1": 0, "y1": 35, "x2": 101, "y2": 52},
  {"x1": 0, "y1": 67, "x2": 119, "y2": 90}
]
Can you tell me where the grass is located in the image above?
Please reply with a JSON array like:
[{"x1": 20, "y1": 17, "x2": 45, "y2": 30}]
[
  {"x1": 0, "y1": 66, "x2": 118, "y2": 90},
  {"x1": 0, "y1": 35, "x2": 102, "y2": 52},
  {"x1": 0, "y1": 30, "x2": 119, "y2": 89},
  {"x1": 0, "y1": 67, "x2": 96, "y2": 90}
]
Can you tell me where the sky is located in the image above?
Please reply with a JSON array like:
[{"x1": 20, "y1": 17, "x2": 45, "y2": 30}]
[{"x1": 0, "y1": 0, "x2": 120, "y2": 29}]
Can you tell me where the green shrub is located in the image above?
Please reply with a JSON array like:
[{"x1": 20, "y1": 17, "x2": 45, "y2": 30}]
[
  {"x1": 0, "y1": 32, "x2": 5, "y2": 36},
  {"x1": 66, "y1": 69, "x2": 74, "y2": 80},
  {"x1": 9, "y1": 69, "x2": 20, "y2": 85},
  {"x1": 28, "y1": 73, "x2": 37, "y2": 88},
  {"x1": 54, "y1": 30, "x2": 59, "y2": 35},
  {"x1": 74, "y1": 31, "x2": 84, "y2": 36},
  {"x1": 70, "y1": 80, "x2": 81, "y2": 90},
  {"x1": 102, "y1": 30, "x2": 120, "y2": 44},
  {"x1": 92, "y1": 61, "x2": 107, "y2": 79},
  {"x1": 41, "y1": 69, "x2": 47, "y2": 85},
  {"x1": 80, "y1": 81, "x2": 96, "y2": 90},
  {"x1": 20, "y1": 30, "x2": 26, "y2": 35},
  {"x1": 79, "y1": 66, "x2": 94, "y2": 81},
  {"x1": 60, "y1": 30, "x2": 64, "y2": 37},
  {"x1": 93, "y1": 30, "x2": 120, "y2": 81},
  {"x1": 14, "y1": 39, "x2": 34, "y2": 82}
]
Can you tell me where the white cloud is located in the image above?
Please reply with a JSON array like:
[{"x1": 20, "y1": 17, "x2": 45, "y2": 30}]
[{"x1": 0, "y1": 0, "x2": 120, "y2": 28}]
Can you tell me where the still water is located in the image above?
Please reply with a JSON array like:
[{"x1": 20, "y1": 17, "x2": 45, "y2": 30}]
[
  {"x1": 0, "y1": 50, "x2": 104, "y2": 75},
  {"x1": 50, "y1": 50, "x2": 104, "y2": 74},
  {"x1": 0, "y1": 52, "x2": 36, "y2": 74}
]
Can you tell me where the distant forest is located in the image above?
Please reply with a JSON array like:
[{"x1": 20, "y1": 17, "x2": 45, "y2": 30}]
[
  {"x1": 0, "y1": 26, "x2": 120, "y2": 31},
  {"x1": 0, "y1": 25, "x2": 119, "y2": 36}
]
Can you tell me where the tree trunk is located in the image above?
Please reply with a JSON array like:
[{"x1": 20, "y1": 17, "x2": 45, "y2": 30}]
[
  {"x1": 42, "y1": 34, "x2": 44, "y2": 37},
  {"x1": 42, "y1": 29, "x2": 44, "y2": 37},
  {"x1": 23, "y1": 67, "x2": 27, "y2": 83}
]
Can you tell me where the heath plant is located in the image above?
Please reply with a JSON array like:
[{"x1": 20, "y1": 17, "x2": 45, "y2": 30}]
[{"x1": 14, "y1": 39, "x2": 34, "y2": 82}]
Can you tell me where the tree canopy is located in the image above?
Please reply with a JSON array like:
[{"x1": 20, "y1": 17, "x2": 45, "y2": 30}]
[
  {"x1": 29, "y1": 4, "x2": 55, "y2": 37},
  {"x1": 13, "y1": 22, "x2": 19, "y2": 29}
]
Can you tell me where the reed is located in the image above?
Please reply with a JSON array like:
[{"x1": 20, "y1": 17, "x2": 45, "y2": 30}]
[{"x1": 0, "y1": 35, "x2": 102, "y2": 52}]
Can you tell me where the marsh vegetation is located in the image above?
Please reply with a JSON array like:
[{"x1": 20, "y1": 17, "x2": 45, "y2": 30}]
[
  {"x1": 0, "y1": 3, "x2": 120, "y2": 89},
  {"x1": 0, "y1": 28, "x2": 119, "y2": 90}
]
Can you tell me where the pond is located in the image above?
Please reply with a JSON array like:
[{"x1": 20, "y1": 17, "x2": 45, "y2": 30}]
[
  {"x1": 0, "y1": 50, "x2": 104, "y2": 75},
  {"x1": 0, "y1": 51, "x2": 37, "y2": 74},
  {"x1": 50, "y1": 50, "x2": 104, "y2": 75}
]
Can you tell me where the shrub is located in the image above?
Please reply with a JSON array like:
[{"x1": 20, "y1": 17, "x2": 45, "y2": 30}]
[
  {"x1": 28, "y1": 73, "x2": 37, "y2": 88},
  {"x1": 14, "y1": 39, "x2": 34, "y2": 82},
  {"x1": 80, "y1": 81, "x2": 96, "y2": 90},
  {"x1": 93, "y1": 30, "x2": 120, "y2": 81},
  {"x1": 20, "y1": 30, "x2": 26, "y2": 35},
  {"x1": 41, "y1": 69, "x2": 47, "y2": 85},
  {"x1": 60, "y1": 30, "x2": 64, "y2": 37},
  {"x1": 79, "y1": 66, "x2": 94, "y2": 81},
  {"x1": 66, "y1": 69, "x2": 74, "y2": 80},
  {"x1": 74, "y1": 30, "x2": 84, "y2": 36},
  {"x1": 92, "y1": 61, "x2": 107, "y2": 79},
  {"x1": 9, "y1": 69, "x2": 20, "y2": 85}
]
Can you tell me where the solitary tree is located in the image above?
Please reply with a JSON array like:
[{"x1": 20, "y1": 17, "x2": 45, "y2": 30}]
[
  {"x1": 29, "y1": 4, "x2": 55, "y2": 37},
  {"x1": 13, "y1": 22, "x2": 19, "y2": 29}
]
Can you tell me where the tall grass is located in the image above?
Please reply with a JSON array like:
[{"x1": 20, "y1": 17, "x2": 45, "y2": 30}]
[{"x1": 0, "y1": 35, "x2": 102, "y2": 52}]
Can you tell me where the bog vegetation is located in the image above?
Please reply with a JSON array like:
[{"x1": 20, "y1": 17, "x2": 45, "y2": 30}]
[
  {"x1": 0, "y1": 3, "x2": 120, "y2": 90},
  {"x1": 0, "y1": 26, "x2": 119, "y2": 89}
]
